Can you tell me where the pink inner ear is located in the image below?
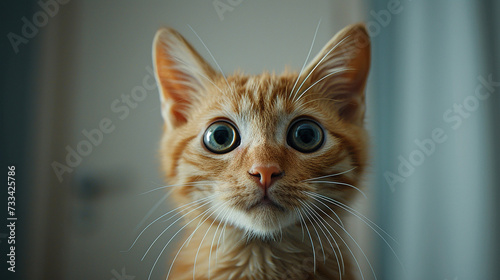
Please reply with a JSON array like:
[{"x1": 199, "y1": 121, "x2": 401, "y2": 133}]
[
  {"x1": 155, "y1": 40, "x2": 192, "y2": 126},
  {"x1": 304, "y1": 24, "x2": 370, "y2": 125},
  {"x1": 153, "y1": 28, "x2": 219, "y2": 128}
]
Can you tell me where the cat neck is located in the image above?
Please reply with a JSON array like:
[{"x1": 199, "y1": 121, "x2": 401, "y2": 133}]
[{"x1": 170, "y1": 219, "x2": 354, "y2": 280}]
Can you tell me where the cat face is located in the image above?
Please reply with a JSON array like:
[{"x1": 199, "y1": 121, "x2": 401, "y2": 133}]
[{"x1": 153, "y1": 24, "x2": 370, "y2": 238}]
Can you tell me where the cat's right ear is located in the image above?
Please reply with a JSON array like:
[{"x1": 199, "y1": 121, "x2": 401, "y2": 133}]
[{"x1": 153, "y1": 28, "x2": 217, "y2": 129}]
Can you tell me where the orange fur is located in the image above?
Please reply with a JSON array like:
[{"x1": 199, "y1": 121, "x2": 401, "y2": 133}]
[{"x1": 153, "y1": 23, "x2": 370, "y2": 280}]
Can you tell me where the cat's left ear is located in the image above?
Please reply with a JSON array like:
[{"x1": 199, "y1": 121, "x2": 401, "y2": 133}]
[
  {"x1": 301, "y1": 23, "x2": 370, "y2": 125},
  {"x1": 153, "y1": 28, "x2": 217, "y2": 129}
]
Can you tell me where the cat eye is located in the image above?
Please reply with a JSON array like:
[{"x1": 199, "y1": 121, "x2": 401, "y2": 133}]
[
  {"x1": 203, "y1": 121, "x2": 240, "y2": 154},
  {"x1": 287, "y1": 119, "x2": 324, "y2": 153}
]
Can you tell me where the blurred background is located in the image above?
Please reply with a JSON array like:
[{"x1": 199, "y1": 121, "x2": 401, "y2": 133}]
[{"x1": 1, "y1": 0, "x2": 499, "y2": 279}]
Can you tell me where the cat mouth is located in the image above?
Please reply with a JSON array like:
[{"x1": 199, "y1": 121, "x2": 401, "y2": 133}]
[{"x1": 248, "y1": 196, "x2": 286, "y2": 212}]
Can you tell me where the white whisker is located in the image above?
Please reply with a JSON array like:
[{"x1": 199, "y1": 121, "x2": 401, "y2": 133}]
[
  {"x1": 123, "y1": 194, "x2": 215, "y2": 253},
  {"x1": 294, "y1": 97, "x2": 336, "y2": 111},
  {"x1": 300, "y1": 200, "x2": 345, "y2": 278},
  {"x1": 216, "y1": 207, "x2": 234, "y2": 264},
  {"x1": 325, "y1": 194, "x2": 398, "y2": 244},
  {"x1": 305, "y1": 202, "x2": 367, "y2": 280},
  {"x1": 193, "y1": 202, "x2": 229, "y2": 279},
  {"x1": 209, "y1": 206, "x2": 232, "y2": 278},
  {"x1": 296, "y1": 208, "x2": 316, "y2": 272},
  {"x1": 294, "y1": 68, "x2": 355, "y2": 102},
  {"x1": 142, "y1": 197, "x2": 214, "y2": 261},
  {"x1": 308, "y1": 192, "x2": 406, "y2": 274},
  {"x1": 302, "y1": 167, "x2": 357, "y2": 183},
  {"x1": 310, "y1": 180, "x2": 367, "y2": 199},
  {"x1": 188, "y1": 25, "x2": 231, "y2": 89},
  {"x1": 293, "y1": 35, "x2": 352, "y2": 103},
  {"x1": 148, "y1": 205, "x2": 214, "y2": 280},
  {"x1": 164, "y1": 202, "x2": 224, "y2": 280},
  {"x1": 134, "y1": 189, "x2": 172, "y2": 231},
  {"x1": 299, "y1": 200, "x2": 328, "y2": 264},
  {"x1": 298, "y1": 209, "x2": 306, "y2": 242},
  {"x1": 139, "y1": 180, "x2": 214, "y2": 195},
  {"x1": 171, "y1": 57, "x2": 225, "y2": 94},
  {"x1": 290, "y1": 19, "x2": 322, "y2": 101}
]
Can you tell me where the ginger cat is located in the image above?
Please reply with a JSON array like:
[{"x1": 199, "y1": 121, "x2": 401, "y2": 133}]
[{"x1": 152, "y1": 23, "x2": 371, "y2": 280}]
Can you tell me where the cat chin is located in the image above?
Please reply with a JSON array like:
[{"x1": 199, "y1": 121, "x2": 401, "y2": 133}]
[{"x1": 224, "y1": 206, "x2": 297, "y2": 239}]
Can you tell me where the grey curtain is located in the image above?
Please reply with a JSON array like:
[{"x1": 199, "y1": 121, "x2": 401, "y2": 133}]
[{"x1": 369, "y1": 1, "x2": 499, "y2": 279}]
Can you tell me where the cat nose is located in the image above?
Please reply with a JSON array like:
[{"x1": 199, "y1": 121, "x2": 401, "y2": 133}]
[{"x1": 248, "y1": 164, "x2": 284, "y2": 191}]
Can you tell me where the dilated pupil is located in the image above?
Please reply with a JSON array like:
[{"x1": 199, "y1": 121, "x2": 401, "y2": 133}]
[
  {"x1": 298, "y1": 126, "x2": 315, "y2": 144},
  {"x1": 214, "y1": 128, "x2": 230, "y2": 144}
]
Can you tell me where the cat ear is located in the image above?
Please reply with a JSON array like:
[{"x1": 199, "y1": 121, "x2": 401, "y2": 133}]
[
  {"x1": 153, "y1": 28, "x2": 217, "y2": 129},
  {"x1": 300, "y1": 23, "x2": 370, "y2": 125}
]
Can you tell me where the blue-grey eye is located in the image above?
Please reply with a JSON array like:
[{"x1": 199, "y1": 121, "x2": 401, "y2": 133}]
[
  {"x1": 203, "y1": 121, "x2": 240, "y2": 154},
  {"x1": 287, "y1": 119, "x2": 324, "y2": 153}
]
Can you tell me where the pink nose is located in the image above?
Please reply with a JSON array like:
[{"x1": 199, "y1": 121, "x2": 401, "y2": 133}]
[{"x1": 249, "y1": 164, "x2": 284, "y2": 191}]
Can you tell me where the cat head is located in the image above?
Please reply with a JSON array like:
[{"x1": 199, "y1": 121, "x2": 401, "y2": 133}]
[{"x1": 153, "y1": 24, "x2": 370, "y2": 238}]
